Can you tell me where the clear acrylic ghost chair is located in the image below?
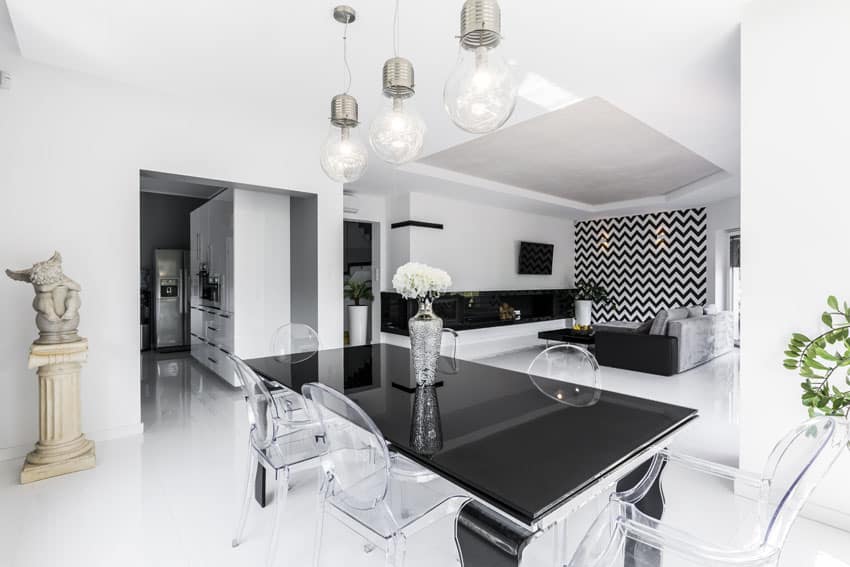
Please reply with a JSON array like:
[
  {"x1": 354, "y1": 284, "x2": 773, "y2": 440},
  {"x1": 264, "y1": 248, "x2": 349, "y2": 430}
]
[
  {"x1": 228, "y1": 355, "x2": 324, "y2": 567},
  {"x1": 268, "y1": 323, "x2": 321, "y2": 424},
  {"x1": 302, "y1": 382, "x2": 466, "y2": 567},
  {"x1": 527, "y1": 344, "x2": 603, "y2": 565},
  {"x1": 568, "y1": 416, "x2": 848, "y2": 567},
  {"x1": 270, "y1": 322, "x2": 320, "y2": 362},
  {"x1": 438, "y1": 328, "x2": 459, "y2": 375},
  {"x1": 527, "y1": 344, "x2": 602, "y2": 409}
]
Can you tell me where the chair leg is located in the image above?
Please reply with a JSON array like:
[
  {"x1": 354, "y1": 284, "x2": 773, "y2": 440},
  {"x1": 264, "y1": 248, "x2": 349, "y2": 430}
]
[
  {"x1": 392, "y1": 533, "x2": 407, "y2": 567},
  {"x1": 232, "y1": 450, "x2": 258, "y2": 548},
  {"x1": 552, "y1": 520, "x2": 568, "y2": 567},
  {"x1": 384, "y1": 537, "x2": 395, "y2": 567},
  {"x1": 312, "y1": 485, "x2": 328, "y2": 567},
  {"x1": 266, "y1": 467, "x2": 290, "y2": 567}
]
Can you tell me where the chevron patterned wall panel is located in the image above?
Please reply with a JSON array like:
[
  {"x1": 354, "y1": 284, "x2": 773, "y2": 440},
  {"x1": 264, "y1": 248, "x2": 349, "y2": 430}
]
[{"x1": 574, "y1": 207, "x2": 707, "y2": 322}]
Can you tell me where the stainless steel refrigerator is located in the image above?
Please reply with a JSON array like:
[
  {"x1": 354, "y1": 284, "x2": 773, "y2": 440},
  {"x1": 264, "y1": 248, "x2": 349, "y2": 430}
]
[{"x1": 153, "y1": 249, "x2": 190, "y2": 350}]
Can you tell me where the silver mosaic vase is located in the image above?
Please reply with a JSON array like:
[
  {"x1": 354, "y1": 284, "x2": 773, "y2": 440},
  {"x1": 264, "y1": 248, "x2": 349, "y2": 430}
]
[{"x1": 409, "y1": 298, "x2": 443, "y2": 386}]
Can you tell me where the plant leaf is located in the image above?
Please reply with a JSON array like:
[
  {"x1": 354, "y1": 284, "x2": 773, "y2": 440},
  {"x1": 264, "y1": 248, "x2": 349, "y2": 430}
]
[
  {"x1": 828, "y1": 296, "x2": 839, "y2": 311},
  {"x1": 823, "y1": 312, "x2": 833, "y2": 327},
  {"x1": 815, "y1": 347, "x2": 838, "y2": 361}
]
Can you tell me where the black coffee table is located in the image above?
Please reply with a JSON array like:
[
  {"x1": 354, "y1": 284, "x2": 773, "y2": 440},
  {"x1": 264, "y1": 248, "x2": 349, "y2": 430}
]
[{"x1": 538, "y1": 328, "x2": 596, "y2": 346}]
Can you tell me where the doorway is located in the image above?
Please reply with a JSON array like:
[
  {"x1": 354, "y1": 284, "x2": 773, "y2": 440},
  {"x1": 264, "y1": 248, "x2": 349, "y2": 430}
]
[
  {"x1": 139, "y1": 177, "x2": 217, "y2": 352},
  {"x1": 728, "y1": 230, "x2": 741, "y2": 346},
  {"x1": 344, "y1": 220, "x2": 378, "y2": 346}
]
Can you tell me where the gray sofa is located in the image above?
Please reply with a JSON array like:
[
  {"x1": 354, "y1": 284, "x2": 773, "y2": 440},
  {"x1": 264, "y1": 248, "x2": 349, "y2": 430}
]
[
  {"x1": 667, "y1": 311, "x2": 735, "y2": 373},
  {"x1": 594, "y1": 306, "x2": 735, "y2": 375}
]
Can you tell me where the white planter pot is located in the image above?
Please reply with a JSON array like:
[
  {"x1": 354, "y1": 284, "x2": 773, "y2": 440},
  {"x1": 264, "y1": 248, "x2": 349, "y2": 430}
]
[
  {"x1": 574, "y1": 300, "x2": 593, "y2": 327},
  {"x1": 348, "y1": 305, "x2": 369, "y2": 346}
]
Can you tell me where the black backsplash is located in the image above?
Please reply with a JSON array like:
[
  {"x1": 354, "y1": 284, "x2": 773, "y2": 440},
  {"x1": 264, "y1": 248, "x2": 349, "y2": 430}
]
[{"x1": 381, "y1": 289, "x2": 576, "y2": 335}]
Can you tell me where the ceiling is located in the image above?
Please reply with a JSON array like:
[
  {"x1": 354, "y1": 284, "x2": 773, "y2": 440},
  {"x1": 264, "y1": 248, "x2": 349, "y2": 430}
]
[
  {"x1": 4, "y1": 0, "x2": 743, "y2": 211},
  {"x1": 420, "y1": 97, "x2": 723, "y2": 205}
]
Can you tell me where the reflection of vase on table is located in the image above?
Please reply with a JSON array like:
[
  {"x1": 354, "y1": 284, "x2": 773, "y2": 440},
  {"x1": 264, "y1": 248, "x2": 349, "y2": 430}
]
[
  {"x1": 392, "y1": 262, "x2": 452, "y2": 386},
  {"x1": 410, "y1": 385, "x2": 443, "y2": 455}
]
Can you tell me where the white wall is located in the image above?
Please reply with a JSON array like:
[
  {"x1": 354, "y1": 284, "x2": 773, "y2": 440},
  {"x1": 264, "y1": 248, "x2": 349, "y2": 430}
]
[
  {"x1": 389, "y1": 192, "x2": 575, "y2": 291},
  {"x1": 742, "y1": 0, "x2": 850, "y2": 528},
  {"x1": 705, "y1": 196, "x2": 740, "y2": 308},
  {"x1": 0, "y1": 46, "x2": 342, "y2": 459},
  {"x1": 233, "y1": 189, "x2": 290, "y2": 359}
]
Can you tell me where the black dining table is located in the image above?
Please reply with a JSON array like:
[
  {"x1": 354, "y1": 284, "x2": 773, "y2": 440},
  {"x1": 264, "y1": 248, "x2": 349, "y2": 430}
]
[{"x1": 246, "y1": 343, "x2": 697, "y2": 566}]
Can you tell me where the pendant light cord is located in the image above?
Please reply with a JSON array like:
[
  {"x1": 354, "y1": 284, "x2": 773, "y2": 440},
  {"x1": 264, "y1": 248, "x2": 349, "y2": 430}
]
[
  {"x1": 392, "y1": 0, "x2": 400, "y2": 57},
  {"x1": 342, "y1": 21, "x2": 352, "y2": 93}
]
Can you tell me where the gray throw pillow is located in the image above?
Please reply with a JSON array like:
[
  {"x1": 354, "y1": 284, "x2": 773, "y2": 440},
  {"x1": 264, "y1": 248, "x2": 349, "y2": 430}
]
[
  {"x1": 686, "y1": 305, "x2": 703, "y2": 318},
  {"x1": 667, "y1": 307, "x2": 691, "y2": 322},
  {"x1": 634, "y1": 319, "x2": 653, "y2": 334},
  {"x1": 649, "y1": 309, "x2": 669, "y2": 335},
  {"x1": 703, "y1": 303, "x2": 719, "y2": 315}
]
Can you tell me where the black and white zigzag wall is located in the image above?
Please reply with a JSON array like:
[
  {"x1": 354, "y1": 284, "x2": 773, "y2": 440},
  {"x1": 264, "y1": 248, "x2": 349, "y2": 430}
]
[{"x1": 575, "y1": 207, "x2": 707, "y2": 322}]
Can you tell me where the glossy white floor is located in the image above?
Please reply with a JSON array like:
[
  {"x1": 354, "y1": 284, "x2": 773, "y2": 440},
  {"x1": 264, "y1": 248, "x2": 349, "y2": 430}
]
[{"x1": 0, "y1": 346, "x2": 847, "y2": 567}]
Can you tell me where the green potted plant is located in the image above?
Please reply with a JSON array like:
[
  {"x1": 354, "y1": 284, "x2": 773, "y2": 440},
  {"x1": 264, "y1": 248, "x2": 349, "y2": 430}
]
[
  {"x1": 344, "y1": 278, "x2": 374, "y2": 346},
  {"x1": 573, "y1": 281, "x2": 610, "y2": 328},
  {"x1": 783, "y1": 295, "x2": 850, "y2": 418}
]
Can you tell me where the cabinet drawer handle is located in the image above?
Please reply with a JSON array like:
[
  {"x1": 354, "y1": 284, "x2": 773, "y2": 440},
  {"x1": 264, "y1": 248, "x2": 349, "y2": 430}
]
[
  {"x1": 207, "y1": 327, "x2": 218, "y2": 332},
  {"x1": 207, "y1": 357, "x2": 217, "y2": 364}
]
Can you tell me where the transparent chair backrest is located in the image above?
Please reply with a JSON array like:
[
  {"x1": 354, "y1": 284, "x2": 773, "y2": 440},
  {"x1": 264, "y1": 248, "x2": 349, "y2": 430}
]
[
  {"x1": 442, "y1": 328, "x2": 458, "y2": 359},
  {"x1": 227, "y1": 354, "x2": 279, "y2": 450},
  {"x1": 527, "y1": 344, "x2": 602, "y2": 407},
  {"x1": 302, "y1": 383, "x2": 391, "y2": 511},
  {"x1": 439, "y1": 328, "x2": 459, "y2": 374},
  {"x1": 270, "y1": 323, "x2": 320, "y2": 362},
  {"x1": 760, "y1": 416, "x2": 847, "y2": 548}
]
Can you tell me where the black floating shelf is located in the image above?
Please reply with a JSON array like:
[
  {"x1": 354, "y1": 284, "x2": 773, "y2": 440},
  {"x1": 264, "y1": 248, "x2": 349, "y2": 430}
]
[{"x1": 391, "y1": 220, "x2": 444, "y2": 230}]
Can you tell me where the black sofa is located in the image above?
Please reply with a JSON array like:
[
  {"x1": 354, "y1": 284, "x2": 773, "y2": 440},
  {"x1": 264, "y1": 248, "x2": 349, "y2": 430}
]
[{"x1": 594, "y1": 332, "x2": 679, "y2": 376}]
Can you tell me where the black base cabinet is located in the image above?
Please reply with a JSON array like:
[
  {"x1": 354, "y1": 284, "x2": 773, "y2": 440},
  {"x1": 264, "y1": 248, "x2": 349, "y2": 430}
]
[{"x1": 381, "y1": 289, "x2": 576, "y2": 335}]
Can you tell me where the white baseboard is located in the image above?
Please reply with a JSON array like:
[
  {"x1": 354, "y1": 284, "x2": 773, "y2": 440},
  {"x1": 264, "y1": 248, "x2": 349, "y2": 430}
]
[
  {"x1": 798, "y1": 501, "x2": 850, "y2": 533},
  {"x1": 0, "y1": 444, "x2": 31, "y2": 463},
  {"x1": 736, "y1": 479, "x2": 850, "y2": 533},
  {"x1": 0, "y1": 421, "x2": 144, "y2": 463}
]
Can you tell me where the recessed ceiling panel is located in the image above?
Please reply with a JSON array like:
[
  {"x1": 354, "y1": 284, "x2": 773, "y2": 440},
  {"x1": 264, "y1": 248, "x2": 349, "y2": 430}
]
[{"x1": 418, "y1": 97, "x2": 723, "y2": 206}]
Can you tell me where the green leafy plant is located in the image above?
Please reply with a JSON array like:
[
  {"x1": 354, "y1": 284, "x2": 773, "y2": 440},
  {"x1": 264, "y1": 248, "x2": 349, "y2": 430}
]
[
  {"x1": 784, "y1": 295, "x2": 850, "y2": 418},
  {"x1": 344, "y1": 278, "x2": 374, "y2": 306},
  {"x1": 574, "y1": 281, "x2": 611, "y2": 304}
]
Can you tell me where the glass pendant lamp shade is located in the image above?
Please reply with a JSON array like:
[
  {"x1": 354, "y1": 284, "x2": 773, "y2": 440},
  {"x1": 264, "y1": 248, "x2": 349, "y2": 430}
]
[
  {"x1": 320, "y1": 93, "x2": 368, "y2": 183},
  {"x1": 321, "y1": 6, "x2": 368, "y2": 184},
  {"x1": 320, "y1": 125, "x2": 368, "y2": 183},
  {"x1": 369, "y1": 57, "x2": 426, "y2": 164},
  {"x1": 443, "y1": 0, "x2": 517, "y2": 134}
]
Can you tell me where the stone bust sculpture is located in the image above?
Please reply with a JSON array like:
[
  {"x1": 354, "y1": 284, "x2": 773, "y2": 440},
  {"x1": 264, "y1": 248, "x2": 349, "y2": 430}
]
[{"x1": 6, "y1": 251, "x2": 82, "y2": 344}]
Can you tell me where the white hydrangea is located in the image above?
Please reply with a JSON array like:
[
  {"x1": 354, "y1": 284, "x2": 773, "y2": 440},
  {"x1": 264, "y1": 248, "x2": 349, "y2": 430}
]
[{"x1": 392, "y1": 262, "x2": 452, "y2": 300}]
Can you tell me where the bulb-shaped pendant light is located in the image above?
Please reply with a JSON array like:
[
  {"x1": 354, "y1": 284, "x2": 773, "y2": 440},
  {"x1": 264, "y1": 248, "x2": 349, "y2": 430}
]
[
  {"x1": 320, "y1": 6, "x2": 368, "y2": 184},
  {"x1": 369, "y1": 0, "x2": 426, "y2": 165},
  {"x1": 443, "y1": 0, "x2": 517, "y2": 134}
]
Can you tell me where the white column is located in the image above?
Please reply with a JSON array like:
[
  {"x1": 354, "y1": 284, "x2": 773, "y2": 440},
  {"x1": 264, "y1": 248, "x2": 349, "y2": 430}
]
[{"x1": 21, "y1": 339, "x2": 95, "y2": 483}]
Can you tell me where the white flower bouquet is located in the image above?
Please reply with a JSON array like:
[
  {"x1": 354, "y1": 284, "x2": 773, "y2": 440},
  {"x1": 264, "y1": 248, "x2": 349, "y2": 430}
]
[{"x1": 392, "y1": 262, "x2": 452, "y2": 300}]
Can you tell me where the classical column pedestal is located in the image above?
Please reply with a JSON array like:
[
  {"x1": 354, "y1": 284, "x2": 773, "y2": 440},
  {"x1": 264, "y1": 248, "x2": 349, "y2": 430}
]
[{"x1": 21, "y1": 339, "x2": 96, "y2": 484}]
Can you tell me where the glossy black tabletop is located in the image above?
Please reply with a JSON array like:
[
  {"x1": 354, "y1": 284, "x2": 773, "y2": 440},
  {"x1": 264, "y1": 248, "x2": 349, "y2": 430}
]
[{"x1": 246, "y1": 344, "x2": 697, "y2": 525}]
